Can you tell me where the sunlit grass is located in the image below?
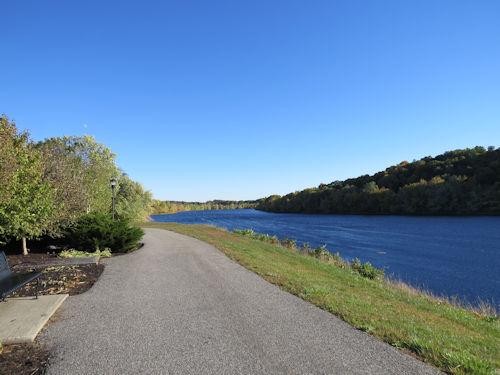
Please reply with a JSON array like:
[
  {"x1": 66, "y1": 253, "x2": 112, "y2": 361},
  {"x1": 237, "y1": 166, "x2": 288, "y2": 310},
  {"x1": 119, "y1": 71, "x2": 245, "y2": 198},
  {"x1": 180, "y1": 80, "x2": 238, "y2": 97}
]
[{"x1": 141, "y1": 222, "x2": 500, "y2": 375}]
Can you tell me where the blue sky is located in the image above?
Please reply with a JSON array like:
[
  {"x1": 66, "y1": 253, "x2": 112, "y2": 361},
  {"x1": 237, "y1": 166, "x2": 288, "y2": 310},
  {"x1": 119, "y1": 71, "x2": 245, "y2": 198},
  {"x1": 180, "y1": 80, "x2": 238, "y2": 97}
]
[{"x1": 2, "y1": 1, "x2": 499, "y2": 201}]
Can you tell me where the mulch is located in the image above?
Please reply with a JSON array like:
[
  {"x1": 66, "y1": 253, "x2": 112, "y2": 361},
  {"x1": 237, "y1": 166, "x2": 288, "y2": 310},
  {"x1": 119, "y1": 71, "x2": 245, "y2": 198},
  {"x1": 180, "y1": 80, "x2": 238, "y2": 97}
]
[
  {"x1": 0, "y1": 342, "x2": 50, "y2": 375},
  {"x1": 0, "y1": 253, "x2": 105, "y2": 375},
  {"x1": 10, "y1": 263, "x2": 104, "y2": 297}
]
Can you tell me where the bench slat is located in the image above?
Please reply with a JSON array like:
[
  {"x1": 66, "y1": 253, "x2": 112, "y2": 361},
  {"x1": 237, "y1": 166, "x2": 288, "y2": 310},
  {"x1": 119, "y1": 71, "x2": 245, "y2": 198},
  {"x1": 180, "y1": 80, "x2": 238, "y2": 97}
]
[
  {"x1": 0, "y1": 270, "x2": 42, "y2": 298},
  {"x1": 0, "y1": 251, "x2": 43, "y2": 300},
  {"x1": 0, "y1": 252, "x2": 10, "y2": 274}
]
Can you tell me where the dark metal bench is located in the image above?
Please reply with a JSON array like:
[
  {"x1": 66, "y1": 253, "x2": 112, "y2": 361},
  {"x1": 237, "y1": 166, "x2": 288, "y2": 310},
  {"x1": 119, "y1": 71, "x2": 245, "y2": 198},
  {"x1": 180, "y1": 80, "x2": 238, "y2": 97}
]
[{"x1": 0, "y1": 251, "x2": 42, "y2": 302}]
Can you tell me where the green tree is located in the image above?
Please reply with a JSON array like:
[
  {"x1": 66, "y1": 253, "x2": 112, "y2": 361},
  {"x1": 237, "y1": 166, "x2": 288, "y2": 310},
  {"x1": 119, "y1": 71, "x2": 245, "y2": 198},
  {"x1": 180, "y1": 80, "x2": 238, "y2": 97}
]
[
  {"x1": 257, "y1": 147, "x2": 500, "y2": 215},
  {"x1": 115, "y1": 173, "x2": 152, "y2": 221},
  {"x1": 35, "y1": 138, "x2": 90, "y2": 236},
  {"x1": 37, "y1": 135, "x2": 120, "y2": 213},
  {"x1": 0, "y1": 116, "x2": 57, "y2": 254}
]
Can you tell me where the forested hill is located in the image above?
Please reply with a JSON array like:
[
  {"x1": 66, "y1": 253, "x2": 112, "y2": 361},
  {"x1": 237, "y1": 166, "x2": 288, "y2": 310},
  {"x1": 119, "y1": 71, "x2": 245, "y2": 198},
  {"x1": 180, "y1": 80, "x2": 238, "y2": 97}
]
[
  {"x1": 150, "y1": 199, "x2": 259, "y2": 214},
  {"x1": 257, "y1": 146, "x2": 500, "y2": 215}
]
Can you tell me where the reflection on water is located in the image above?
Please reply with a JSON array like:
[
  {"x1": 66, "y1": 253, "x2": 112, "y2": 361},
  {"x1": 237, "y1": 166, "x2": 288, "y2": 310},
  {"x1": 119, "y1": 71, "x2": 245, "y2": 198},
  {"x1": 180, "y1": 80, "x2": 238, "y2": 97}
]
[{"x1": 152, "y1": 209, "x2": 500, "y2": 306}]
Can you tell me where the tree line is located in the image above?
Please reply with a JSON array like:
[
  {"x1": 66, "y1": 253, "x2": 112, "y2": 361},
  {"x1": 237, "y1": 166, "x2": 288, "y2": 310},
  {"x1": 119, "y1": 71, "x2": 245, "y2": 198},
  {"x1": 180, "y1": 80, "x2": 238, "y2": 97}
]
[
  {"x1": 257, "y1": 146, "x2": 500, "y2": 215},
  {"x1": 150, "y1": 199, "x2": 258, "y2": 214},
  {"x1": 0, "y1": 115, "x2": 152, "y2": 254}
]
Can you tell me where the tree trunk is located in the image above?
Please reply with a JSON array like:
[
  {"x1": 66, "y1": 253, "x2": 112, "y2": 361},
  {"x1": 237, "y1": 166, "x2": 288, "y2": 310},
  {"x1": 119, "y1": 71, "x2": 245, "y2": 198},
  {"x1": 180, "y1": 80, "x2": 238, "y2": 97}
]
[{"x1": 22, "y1": 237, "x2": 28, "y2": 256}]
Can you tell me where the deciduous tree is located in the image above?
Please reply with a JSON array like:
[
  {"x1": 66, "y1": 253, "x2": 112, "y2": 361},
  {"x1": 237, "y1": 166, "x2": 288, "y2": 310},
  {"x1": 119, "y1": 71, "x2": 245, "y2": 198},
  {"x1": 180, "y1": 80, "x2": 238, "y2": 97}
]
[{"x1": 0, "y1": 116, "x2": 57, "y2": 254}]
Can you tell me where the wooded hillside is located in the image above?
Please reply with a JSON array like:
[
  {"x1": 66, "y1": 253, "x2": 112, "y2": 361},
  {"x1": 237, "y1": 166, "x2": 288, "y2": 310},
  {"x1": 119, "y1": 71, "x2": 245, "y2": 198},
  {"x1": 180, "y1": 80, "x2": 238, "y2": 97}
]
[
  {"x1": 257, "y1": 146, "x2": 500, "y2": 215},
  {"x1": 150, "y1": 199, "x2": 258, "y2": 214}
]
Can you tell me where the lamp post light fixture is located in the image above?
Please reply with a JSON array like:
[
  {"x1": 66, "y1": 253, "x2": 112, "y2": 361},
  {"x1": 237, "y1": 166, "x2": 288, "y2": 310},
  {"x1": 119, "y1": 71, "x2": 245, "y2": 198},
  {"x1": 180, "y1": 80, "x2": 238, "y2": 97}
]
[{"x1": 110, "y1": 178, "x2": 117, "y2": 220}]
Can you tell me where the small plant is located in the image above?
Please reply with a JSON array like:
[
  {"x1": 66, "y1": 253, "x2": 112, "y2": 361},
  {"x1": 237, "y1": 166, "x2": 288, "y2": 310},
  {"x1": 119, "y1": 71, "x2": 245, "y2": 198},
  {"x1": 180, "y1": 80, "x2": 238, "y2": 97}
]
[
  {"x1": 281, "y1": 238, "x2": 296, "y2": 248},
  {"x1": 233, "y1": 229, "x2": 280, "y2": 244},
  {"x1": 269, "y1": 235, "x2": 280, "y2": 244},
  {"x1": 301, "y1": 242, "x2": 311, "y2": 252},
  {"x1": 350, "y1": 258, "x2": 384, "y2": 280},
  {"x1": 59, "y1": 248, "x2": 112, "y2": 258},
  {"x1": 256, "y1": 233, "x2": 273, "y2": 243},
  {"x1": 310, "y1": 244, "x2": 329, "y2": 257},
  {"x1": 233, "y1": 229, "x2": 255, "y2": 236}
]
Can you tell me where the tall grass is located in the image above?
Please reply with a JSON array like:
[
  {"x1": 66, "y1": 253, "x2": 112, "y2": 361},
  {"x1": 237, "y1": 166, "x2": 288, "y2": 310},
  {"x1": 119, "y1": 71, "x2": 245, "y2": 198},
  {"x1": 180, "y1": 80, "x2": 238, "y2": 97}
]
[
  {"x1": 234, "y1": 228, "x2": 498, "y2": 317},
  {"x1": 386, "y1": 277, "x2": 498, "y2": 319},
  {"x1": 234, "y1": 228, "x2": 385, "y2": 281}
]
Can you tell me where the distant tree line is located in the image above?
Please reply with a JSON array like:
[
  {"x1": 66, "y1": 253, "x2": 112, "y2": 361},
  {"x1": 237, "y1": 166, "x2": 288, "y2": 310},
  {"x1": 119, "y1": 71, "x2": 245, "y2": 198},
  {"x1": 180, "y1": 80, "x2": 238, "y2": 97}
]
[
  {"x1": 150, "y1": 199, "x2": 258, "y2": 214},
  {"x1": 257, "y1": 146, "x2": 500, "y2": 215},
  {"x1": 0, "y1": 115, "x2": 152, "y2": 254}
]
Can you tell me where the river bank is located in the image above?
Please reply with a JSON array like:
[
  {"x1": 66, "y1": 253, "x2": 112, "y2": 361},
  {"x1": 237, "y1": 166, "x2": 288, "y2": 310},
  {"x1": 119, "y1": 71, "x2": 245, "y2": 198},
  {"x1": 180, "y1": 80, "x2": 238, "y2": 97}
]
[
  {"x1": 142, "y1": 222, "x2": 500, "y2": 374},
  {"x1": 151, "y1": 209, "x2": 500, "y2": 306}
]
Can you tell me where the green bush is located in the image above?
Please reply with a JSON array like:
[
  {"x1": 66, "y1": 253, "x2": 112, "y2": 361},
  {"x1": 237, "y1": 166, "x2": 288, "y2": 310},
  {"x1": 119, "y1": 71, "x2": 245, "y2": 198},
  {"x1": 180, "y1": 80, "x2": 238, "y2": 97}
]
[
  {"x1": 234, "y1": 228, "x2": 280, "y2": 244},
  {"x1": 310, "y1": 244, "x2": 329, "y2": 257},
  {"x1": 63, "y1": 212, "x2": 144, "y2": 253},
  {"x1": 310, "y1": 245, "x2": 345, "y2": 267},
  {"x1": 59, "y1": 248, "x2": 112, "y2": 258},
  {"x1": 351, "y1": 258, "x2": 384, "y2": 280},
  {"x1": 255, "y1": 233, "x2": 279, "y2": 244},
  {"x1": 281, "y1": 238, "x2": 296, "y2": 248},
  {"x1": 301, "y1": 242, "x2": 311, "y2": 252},
  {"x1": 233, "y1": 229, "x2": 255, "y2": 236}
]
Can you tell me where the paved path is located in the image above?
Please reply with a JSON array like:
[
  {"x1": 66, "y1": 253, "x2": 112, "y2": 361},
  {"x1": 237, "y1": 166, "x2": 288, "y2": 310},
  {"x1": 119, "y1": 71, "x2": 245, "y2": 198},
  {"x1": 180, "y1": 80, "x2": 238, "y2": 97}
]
[{"x1": 42, "y1": 228, "x2": 440, "y2": 374}]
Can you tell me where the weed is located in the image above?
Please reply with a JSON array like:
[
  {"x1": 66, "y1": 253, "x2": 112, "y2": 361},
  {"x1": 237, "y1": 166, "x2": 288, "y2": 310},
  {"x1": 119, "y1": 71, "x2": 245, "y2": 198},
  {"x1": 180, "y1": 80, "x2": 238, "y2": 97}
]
[
  {"x1": 281, "y1": 238, "x2": 296, "y2": 248},
  {"x1": 310, "y1": 244, "x2": 329, "y2": 257},
  {"x1": 350, "y1": 258, "x2": 384, "y2": 280}
]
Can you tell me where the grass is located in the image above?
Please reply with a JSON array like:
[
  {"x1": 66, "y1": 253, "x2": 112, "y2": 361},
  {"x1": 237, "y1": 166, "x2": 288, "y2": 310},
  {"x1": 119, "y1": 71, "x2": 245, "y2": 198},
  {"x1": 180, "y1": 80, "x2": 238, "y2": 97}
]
[{"x1": 141, "y1": 222, "x2": 500, "y2": 375}]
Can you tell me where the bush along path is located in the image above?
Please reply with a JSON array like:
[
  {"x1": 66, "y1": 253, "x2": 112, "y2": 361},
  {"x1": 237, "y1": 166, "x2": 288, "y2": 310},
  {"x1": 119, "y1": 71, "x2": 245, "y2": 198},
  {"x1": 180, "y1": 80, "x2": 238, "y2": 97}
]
[{"x1": 142, "y1": 222, "x2": 500, "y2": 375}]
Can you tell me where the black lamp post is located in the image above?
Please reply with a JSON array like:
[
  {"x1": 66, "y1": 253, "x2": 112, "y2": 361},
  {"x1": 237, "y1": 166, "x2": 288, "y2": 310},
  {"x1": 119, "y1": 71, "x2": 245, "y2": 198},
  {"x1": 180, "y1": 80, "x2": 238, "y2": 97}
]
[{"x1": 110, "y1": 178, "x2": 116, "y2": 220}]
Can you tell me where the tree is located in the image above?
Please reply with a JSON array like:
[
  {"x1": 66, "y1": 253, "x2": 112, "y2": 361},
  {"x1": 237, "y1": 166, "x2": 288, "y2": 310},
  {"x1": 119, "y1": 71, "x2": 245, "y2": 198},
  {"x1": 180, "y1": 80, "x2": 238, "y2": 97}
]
[
  {"x1": 0, "y1": 116, "x2": 57, "y2": 254},
  {"x1": 114, "y1": 173, "x2": 152, "y2": 222},
  {"x1": 257, "y1": 147, "x2": 500, "y2": 215},
  {"x1": 37, "y1": 135, "x2": 120, "y2": 213},
  {"x1": 35, "y1": 139, "x2": 90, "y2": 235}
]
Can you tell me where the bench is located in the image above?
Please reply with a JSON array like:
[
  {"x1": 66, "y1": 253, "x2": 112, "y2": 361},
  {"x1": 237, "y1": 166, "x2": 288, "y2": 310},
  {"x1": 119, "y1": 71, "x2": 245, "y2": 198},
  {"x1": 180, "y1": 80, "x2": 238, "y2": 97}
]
[{"x1": 0, "y1": 251, "x2": 42, "y2": 302}]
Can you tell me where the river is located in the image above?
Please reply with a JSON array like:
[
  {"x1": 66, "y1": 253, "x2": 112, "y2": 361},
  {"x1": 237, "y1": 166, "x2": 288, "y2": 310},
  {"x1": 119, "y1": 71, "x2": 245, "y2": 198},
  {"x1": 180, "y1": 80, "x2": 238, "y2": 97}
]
[{"x1": 152, "y1": 209, "x2": 500, "y2": 306}]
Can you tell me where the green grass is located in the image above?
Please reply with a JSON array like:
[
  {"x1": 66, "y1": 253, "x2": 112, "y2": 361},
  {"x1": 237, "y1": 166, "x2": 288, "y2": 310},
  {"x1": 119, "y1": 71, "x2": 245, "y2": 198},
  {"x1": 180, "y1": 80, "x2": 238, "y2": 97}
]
[{"x1": 141, "y1": 222, "x2": 500, "y2": 374}]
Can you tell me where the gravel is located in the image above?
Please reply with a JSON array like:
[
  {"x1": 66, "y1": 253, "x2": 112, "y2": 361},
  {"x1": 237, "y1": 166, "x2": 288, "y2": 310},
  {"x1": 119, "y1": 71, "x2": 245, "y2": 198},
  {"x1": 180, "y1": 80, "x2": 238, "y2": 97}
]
[{"x1": 41, "y1": 228, "x2": 441, "y2": 374}]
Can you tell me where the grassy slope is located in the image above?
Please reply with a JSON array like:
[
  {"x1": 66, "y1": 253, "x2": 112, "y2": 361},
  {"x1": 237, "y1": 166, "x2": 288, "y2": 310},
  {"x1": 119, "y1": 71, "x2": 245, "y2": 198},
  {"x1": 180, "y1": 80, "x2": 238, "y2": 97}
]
[{"x1": 141, "y1": 222, "x2": 499, "y2": 375}]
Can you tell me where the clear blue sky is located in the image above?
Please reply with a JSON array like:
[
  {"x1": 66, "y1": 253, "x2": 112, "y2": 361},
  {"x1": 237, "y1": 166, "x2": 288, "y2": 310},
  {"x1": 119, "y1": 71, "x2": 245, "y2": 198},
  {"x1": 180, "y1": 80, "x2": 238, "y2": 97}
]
[{"x1": 2, "y1": 1, "x2": 499, "y2": 201}]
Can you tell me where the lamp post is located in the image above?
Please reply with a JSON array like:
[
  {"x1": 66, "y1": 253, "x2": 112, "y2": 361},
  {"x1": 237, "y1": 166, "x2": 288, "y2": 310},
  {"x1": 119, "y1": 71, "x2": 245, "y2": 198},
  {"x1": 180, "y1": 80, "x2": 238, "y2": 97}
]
[{"x1": 110, "y1": 178, "x2": 116, "y2": 220}]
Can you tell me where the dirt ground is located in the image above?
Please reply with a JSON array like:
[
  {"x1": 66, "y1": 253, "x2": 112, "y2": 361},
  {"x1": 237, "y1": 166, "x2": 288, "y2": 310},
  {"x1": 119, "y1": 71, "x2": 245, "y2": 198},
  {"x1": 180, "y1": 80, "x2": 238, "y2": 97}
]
[{"x1": 0, "y1": 253, "x2": 105, "y2": 375}]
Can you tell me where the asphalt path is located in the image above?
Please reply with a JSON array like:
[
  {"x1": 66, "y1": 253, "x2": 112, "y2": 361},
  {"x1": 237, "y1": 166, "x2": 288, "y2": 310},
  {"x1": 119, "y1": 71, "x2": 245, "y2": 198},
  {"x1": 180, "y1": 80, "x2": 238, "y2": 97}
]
[{"x1": 41, "y1": 228, "x2": 440, "y2": 374}]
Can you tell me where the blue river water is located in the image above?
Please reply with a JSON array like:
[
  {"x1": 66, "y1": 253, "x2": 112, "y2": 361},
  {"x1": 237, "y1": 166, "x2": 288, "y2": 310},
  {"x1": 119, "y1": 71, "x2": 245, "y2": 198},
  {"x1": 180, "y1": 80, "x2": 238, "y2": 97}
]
[{"x1": 152, "y1": 209, "x2": 500, "y2": 306}]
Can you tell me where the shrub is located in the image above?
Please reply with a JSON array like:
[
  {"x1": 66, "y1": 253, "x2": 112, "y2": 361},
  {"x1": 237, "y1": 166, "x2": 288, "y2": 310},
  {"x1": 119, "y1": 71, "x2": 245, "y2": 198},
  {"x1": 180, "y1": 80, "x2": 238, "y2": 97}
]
[
  {"x1": 255, "y1": 233, "x2": 271, "y2": 242},
  {"x1": 59, "y1": 248, "x2": 112, "y2": 258},
  {"x1": 233, "y1": 229, "x2": 255, "y2": 236},
  {"x1": 350, "y1": 258, "x2": 384, "y2": 280},
  {"x1": 269, "y1": 235, "x2": 280, "y2": 244},
  {"x1": 233, "y1": 229, "x2": 280, "y2": 244},
  {"x1": 281, "y1": 238, "x2": 296, "y2": 248},
  {"x1": 301, "y1": 242, "x2": 311, "y2": 252},
  {"x1": 310, "y1": 244, "x2": 329, "y2": 257},
  {"x1": 63, "y1": 212, "x2": 144, "y2": 253}
]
